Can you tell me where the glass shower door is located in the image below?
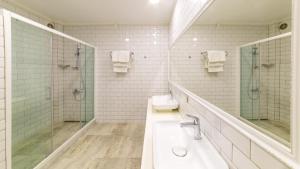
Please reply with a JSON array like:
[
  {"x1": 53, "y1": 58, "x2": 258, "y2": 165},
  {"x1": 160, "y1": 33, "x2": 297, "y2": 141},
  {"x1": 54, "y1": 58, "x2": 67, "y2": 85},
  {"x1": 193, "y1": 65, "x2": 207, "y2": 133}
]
[
  {"x1": 85, "y1": 46, "x2": 95, "y2": 123},
  {"x1": 11, "y1": 18, "x2": 53, "y2": 169},
  {"x1": 80, "y1": 44, "x2": 86, "y2": 126},
  {"x1": 240, "y1": 45, "x2": 261, "y2": 120}
]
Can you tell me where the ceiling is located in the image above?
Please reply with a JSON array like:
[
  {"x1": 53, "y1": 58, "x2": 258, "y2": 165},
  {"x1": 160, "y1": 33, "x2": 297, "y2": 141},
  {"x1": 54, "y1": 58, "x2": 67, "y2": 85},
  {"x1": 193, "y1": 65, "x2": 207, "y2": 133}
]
[
  {"x1": 8, "y1": 0, "x2": 176, "y2": 25},
  {"x1": 196, "y1": 0, "x2": 292, "y2": 25}
]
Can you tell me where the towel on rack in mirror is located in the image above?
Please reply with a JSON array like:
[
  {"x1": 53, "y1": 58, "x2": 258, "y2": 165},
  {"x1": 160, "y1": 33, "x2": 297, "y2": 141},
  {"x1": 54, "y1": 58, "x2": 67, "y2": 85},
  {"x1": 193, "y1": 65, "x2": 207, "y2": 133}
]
[
  {"x1": 113, "y1": 67, "x2": 128, "y2": 73},
  {"x1": 203, "y1": 50, "x2": 226, "y2": 73},
  {"x1": 111, "y1": 50, "x2": 131, "y2": 63},
  {"x1": 204, "y1": 50, "x2": 226, "y2": 62},
  {"x1": 111, "y1": 50, "x2": 133, "y2": 73}
]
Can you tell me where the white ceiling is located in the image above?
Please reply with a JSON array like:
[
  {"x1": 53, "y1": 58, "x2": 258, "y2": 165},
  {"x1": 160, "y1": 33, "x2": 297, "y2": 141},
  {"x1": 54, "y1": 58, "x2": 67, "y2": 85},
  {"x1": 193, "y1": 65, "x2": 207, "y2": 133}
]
[
  {"x1": 196, "y1": 0, "x2": 292, "y2": 25},
  {"x1": 8, "y1": 0, "x2": 176, "y2": 25}
]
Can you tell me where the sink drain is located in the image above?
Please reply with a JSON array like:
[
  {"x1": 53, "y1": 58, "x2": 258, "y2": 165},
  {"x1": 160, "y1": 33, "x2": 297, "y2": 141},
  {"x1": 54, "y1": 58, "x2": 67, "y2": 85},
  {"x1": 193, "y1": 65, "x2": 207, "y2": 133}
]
[{"x1": 172, "y1": 146, "x2": 188, "y2": 157}]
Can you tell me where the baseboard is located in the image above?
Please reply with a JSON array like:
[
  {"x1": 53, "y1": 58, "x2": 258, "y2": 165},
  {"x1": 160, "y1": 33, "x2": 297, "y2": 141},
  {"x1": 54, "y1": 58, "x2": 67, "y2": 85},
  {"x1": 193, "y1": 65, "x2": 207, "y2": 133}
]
[{"x1": 33, "y1": 118, "x2": 96, "y2": 169}]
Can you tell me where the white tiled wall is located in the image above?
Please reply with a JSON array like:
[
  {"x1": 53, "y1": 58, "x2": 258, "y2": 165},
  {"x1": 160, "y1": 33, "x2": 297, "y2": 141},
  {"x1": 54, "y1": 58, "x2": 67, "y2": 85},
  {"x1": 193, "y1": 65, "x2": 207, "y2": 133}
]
[
  {"x1": 170, "y1": 24, "x2": 268, "y2": 115},
  {"x1": 62, "y1": 38, "x2": 82, "y2": 121},
  {"x1": 170, "y1": 84, "x2": 291, "y2": 169},
  {"x1": 52, "y1": 32, "x2": 65, "y2": 127},
  {"x1": 64, "y1": 25, "x2": 169, "y2": 122}
]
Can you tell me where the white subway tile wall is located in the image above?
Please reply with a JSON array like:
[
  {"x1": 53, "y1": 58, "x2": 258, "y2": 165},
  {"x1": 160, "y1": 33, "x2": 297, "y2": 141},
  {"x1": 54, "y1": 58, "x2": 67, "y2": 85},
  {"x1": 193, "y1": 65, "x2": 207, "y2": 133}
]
[
  {"x1": 64, "y1": 25, "x2": 169, "y2": 122},
  {"x1": 170, "y1": 84, "x2": 290, "y2": 169},
  {"x1": 52, "y1": 31, "x2": 65, "y2": 127},
  {"x1": 170, "y1": 24, "x2": 268, "y2": 115}
]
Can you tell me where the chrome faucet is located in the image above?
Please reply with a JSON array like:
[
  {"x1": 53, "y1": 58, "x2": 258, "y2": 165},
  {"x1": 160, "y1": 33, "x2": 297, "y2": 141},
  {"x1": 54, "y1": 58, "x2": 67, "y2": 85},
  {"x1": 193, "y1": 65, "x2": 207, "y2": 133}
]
[{"x1": 180, "y1": 114, "x2": 202, "y2": 140}]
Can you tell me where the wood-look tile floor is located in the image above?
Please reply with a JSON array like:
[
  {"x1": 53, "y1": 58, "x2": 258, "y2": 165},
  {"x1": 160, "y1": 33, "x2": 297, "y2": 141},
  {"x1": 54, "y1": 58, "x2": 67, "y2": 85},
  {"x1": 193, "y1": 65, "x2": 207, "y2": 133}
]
[
  {"x1": 249, "y1": 119, "x2": 290, "y2": 142},
  {"x1": 45, "y1": 123, "x2": 145, "y2": 169}
]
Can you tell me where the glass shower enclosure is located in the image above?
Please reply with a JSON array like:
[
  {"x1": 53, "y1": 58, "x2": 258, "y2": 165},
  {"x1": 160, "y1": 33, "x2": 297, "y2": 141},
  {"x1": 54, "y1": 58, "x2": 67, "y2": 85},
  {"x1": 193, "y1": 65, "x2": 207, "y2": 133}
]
[
  {"x1": 240, "y1": 33, "x2": 291, "y2": 146},
  {"x1": 3, "y1": 10, "x2": 95, "y2": 169}
]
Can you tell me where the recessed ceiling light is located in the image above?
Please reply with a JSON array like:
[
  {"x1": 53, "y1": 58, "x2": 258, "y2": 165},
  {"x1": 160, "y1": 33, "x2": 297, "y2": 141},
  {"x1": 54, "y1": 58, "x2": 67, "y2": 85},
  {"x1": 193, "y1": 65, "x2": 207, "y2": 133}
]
[
  {"x1": 125, "y1": 38, "x2": 130, "y2": 42},
  {"x1": 149, "y1": 0, "x2": 160, "y2": 4},
  {"x1": 153, "y1": 41, "x2": 157, "y2": 45},
  {"x1": 192, "y1": 37, "x2": 198, "y2": 42}
]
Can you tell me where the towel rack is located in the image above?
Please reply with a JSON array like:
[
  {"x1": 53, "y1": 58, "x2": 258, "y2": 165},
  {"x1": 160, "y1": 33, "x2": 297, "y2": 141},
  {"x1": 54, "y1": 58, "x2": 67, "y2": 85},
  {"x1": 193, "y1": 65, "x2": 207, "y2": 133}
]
[
  {"x1": 201, "y1": 51, "x2": 228, "y2": 56},
  {"x1": 109, "y1": 51, "x2": 134, "y2": 58}
]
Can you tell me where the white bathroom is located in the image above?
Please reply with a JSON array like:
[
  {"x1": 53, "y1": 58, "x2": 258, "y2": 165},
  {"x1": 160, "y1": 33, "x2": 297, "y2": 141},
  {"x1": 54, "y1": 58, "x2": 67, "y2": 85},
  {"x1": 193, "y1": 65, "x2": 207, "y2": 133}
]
[{"x1": 0, "y1": 0, "x2": 300, "y2": 169}]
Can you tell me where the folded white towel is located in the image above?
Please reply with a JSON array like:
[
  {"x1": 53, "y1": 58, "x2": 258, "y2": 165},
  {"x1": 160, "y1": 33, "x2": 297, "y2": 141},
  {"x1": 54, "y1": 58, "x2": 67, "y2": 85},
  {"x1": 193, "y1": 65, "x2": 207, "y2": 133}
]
[
  {"x1": 208, "y1": 66, "x2": 224, "y2": 72},
  {"x1": 112, "y1": 52, "x2": 119, "y2": 62},
  {"x1": 113, "y1": 67, "x2": 128, "y2": 73},
  {"x1": 111, "y1": 50, "x2": 131, "y2": 63},
  {"x1": 113, "y1": 63, "x2": 128, "y2": 67},
  {"x1": 205, "y1": 50, "x2": 226, "y2": 62},
  {"x1": 205, "y1": 61, "x2": 224, "y2": 68}
]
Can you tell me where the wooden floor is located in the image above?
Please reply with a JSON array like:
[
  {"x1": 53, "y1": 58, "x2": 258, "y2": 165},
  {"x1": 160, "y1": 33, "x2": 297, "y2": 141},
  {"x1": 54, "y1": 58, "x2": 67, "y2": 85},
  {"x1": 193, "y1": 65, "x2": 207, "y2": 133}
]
[{"x1": 45, "y1": 123, "x2": 145, "y2": 169}]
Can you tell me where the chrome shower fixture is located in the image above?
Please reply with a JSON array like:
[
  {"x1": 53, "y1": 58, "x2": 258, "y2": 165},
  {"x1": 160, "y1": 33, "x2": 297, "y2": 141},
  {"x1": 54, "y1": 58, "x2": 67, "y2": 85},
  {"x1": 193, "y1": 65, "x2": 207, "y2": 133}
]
[{"x1": 74, "y1": 44, "x2": 81, "y2": 69}]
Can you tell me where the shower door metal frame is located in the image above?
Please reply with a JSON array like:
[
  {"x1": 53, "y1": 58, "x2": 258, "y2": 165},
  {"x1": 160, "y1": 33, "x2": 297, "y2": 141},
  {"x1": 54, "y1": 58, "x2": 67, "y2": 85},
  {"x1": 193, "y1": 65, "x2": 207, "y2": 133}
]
[{"x1": 2, "y1": 9, "x2": 96, "y2": 169}]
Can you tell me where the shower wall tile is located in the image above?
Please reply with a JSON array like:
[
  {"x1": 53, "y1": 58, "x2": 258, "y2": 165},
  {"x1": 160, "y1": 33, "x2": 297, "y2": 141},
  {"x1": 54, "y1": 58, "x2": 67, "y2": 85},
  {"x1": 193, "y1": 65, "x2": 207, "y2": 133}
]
[
  {"x1": 259, "y1": 21, "x2": 292, "y2": 129},
  {"x1": 52, "y1": 30, "x2": 65, "y2": 126},
  {"x1": 64, "y1": 25, "x2": 169, "y2": 122},
  {"x1": 62, "y1": 39, "x2": 82, "y2": 121}
]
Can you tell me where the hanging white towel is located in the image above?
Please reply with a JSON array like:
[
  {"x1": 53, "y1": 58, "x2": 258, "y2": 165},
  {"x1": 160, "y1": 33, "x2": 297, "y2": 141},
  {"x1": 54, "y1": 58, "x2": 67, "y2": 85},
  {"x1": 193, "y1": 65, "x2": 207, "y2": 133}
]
[
  {"x1": 206, "y1": 50, "x2": 226, "y2": 62},
  {"x1": 111, "y1": 50, "x2": 131, "y2": 62},
  {"x1": 113, "y1": 67, "x2": 128, "y2": 73},
  {"x1": 208, "y1": 66, "x2": 224, "y2": 73},
  {"x1": 113, "y1": 63, "x2": 128, "y2": 67},
  {"x1": 205, "y1": 61, "x2": 224, "y2": 68},
  {"x1": 111, "y1": 50, "x2": 133, "y2": 73},
  {"x1": 111, "y1": 51, "x2": 120, "y2": 62}
]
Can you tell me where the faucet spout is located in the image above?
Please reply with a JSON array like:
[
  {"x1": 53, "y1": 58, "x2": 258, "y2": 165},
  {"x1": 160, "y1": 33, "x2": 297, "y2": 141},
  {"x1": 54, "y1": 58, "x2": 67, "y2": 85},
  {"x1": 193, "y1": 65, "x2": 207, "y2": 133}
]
[{"x1": 180, "y1": 114, "x2": 201, "y2": 140}]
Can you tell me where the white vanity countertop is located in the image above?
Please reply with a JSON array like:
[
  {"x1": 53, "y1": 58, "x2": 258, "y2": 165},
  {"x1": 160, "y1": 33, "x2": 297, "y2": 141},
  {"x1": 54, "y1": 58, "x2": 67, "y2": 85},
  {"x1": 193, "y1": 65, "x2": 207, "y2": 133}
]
[{"x1": 141, "y1": 98, "x2": 181, "y2": 169}]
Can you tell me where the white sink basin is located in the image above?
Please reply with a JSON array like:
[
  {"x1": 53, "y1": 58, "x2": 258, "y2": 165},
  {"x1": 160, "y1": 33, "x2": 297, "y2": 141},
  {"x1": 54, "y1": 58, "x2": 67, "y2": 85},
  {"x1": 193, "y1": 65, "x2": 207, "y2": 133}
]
[
  {"x1": 152, "y1": 95, "x2": 179, "y2": 111},
  {"x1": 153, "y1": 121, "x2": 228, "y2": 169}
]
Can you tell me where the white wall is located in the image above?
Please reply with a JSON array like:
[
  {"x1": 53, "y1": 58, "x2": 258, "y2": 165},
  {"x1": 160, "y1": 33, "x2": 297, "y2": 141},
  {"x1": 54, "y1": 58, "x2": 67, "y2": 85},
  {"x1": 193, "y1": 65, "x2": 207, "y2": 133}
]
[
  {"x1": 64, "y1": 25, "x2": 169, "y2": 122},
  {"x1": 170, "y1": 24, "x2": 268, "y2": 115}
]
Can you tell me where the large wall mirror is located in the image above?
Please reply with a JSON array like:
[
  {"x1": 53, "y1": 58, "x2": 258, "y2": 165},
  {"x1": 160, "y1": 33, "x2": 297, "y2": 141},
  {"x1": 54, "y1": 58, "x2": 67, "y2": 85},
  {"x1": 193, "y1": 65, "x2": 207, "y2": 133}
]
[{"x1": 170, "y1": 0, "x2": 292, "y2": 147}]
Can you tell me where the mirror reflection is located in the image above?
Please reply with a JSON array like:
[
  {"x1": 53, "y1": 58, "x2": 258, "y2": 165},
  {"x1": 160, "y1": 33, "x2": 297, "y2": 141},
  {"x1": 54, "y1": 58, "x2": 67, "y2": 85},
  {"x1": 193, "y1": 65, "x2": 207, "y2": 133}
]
[{"x1": 170, "y1": 0, "x2": 292, "y2": 146}]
